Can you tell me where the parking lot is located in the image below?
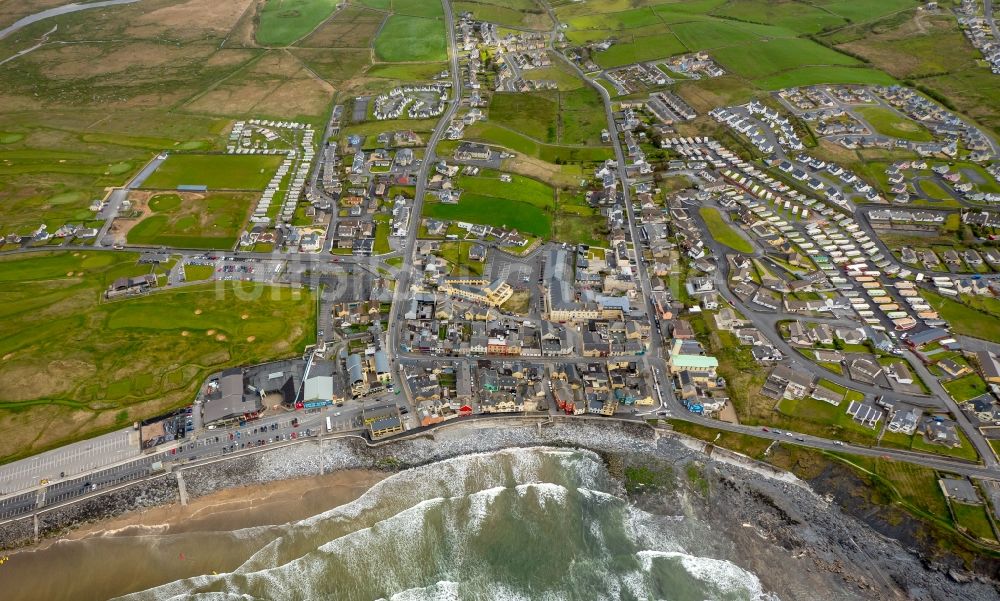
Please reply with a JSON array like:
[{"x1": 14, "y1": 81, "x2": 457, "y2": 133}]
[{"x1": 0, "y1": 429, "x2": 140, "y2": 495}]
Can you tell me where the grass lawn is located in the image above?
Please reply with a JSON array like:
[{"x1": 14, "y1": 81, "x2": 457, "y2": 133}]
[
  {"x1": 856, "y1": 106, "x2": 933, "y2": 142},
  {"x1": 0, "y1": 252, "x2": 314, "y2": 463},
  {"x1": 777, "y1": 396, "x2": 878, "y2": 443},
  {"x1": 438, "y1": 241, "x2": 484, "y2": 276},
  {"x1": 423, "y1": 196, "x2": 551, "y2": 237},
  {"x1": 882, "y1": 428, "x2": 981, "y2": 462},
  {"x1": 666, "y1": 419, "x2": 774, "y2": 459},
  {"x1": 952, "y1": 502, "x2": 997, "y2": 542},
  {"x1": 256, "y1": 0, "x2": 340, "y2": 46},
  {"x1": 523, "y1": 59, "x2": 587, "y2": 91},
  {"x1": 126, "y1": 192, "x2": 254, "y2": 249},
  {"x1": 699, "y1": 207, "x2": 753, "y2": 253},
  {"x1": 457, "y1": 172, "x2": 554, "y2": 209},
  {"x1": 142, "y1": 154, "x2": 282, "y2": 191},
  {"x1": 183, "y1": 264, "x2": 216, "y2": 282},
  {"x1": 911, "y1": 428, "x2": 981, "y2": 462},
  {"x1": 918, "y1": 178, "x2": 956, "y2": 202},
  {"x1": 816, "y1": 378, "x2": 865, "y2": 403},
  {"x1": 374, "y1": 214, "x2": 391, "y2": 254},
  {"x1": 943, "y1": 373, "x2": 990, "y2": 403},
  {"x1": 922, "y1": 290, "x2": 1000, "y2": 344},
  {"x1": 374, "y1": 15, "x2": 447, "y2": 62}
]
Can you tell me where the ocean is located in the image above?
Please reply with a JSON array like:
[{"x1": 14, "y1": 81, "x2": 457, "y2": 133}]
[
  {"x1": 125, "y1": 447, "x2": 775, "y2": 600},
  {"x1": 9, "y1": 447, "x2": 777, "y2": 600}
]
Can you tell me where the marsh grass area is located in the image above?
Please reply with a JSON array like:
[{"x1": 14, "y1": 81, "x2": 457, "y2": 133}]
[{"x1": 0, "y1": 251, "x2": 314, "y2": 463}]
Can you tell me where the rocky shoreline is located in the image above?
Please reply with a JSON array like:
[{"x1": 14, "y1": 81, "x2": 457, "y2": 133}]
[{"x1": 2, "y1": 418, "x2": 999, "y2": 600}]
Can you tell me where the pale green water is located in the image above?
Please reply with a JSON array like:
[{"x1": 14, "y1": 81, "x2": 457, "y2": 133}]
[{"x1": 107, "y1": 448, "x2": 774, "y2": 600}]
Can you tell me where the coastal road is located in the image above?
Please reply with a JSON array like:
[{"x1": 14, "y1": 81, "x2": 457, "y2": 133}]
[
  {"x1": 0, "y1": 405, "x2": 361, "y2": 524},
  {"x1": 0, "y1": 428, "x2": 140, "y2": 495}
]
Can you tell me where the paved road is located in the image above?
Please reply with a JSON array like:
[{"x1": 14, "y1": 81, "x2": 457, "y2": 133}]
[
  {"x1": 387, "y1": 0, "x2": 462, "y2": 407},
  {"x1": 96, "y1": 153, "x2": 166, "y2": 244},
  {"x1": 0, "y1": 404, "x2": 360, "y2": 523},
  {"x1": 0, "y1": 429, "x2": 139, "y2": 495},
  {"x1": 986, "y1": 0, "x2": 1000, "y2": 47}
]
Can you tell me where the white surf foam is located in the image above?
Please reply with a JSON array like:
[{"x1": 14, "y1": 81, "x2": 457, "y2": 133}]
[{"x1": 638, "y1": 550, "x2": 780, "y2": 601}]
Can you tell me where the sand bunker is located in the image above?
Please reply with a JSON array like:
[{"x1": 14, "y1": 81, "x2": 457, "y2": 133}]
[
  {"x1": 181, "y1": 331, "x2": 190, "y2": 337},
  {"x1": 246, "y1": 336, "x2": 256, "y2": 342},
  {"x1": 241, "y1": 314, "x2": 249, "y2": 320},
  {"x1": 215, "y1": 334, "x2": 227, "y2": 341},
  {"x1": 194, "y1": 309, "x2": 203, "y2": 315},
  {"x1": 206, "y1": 329, "x2": 216, "y2": 336}
]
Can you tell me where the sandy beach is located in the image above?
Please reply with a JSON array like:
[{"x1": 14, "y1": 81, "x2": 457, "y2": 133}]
[{"x1": 4, "y1": 469, "x2": 385, "y2": 601}]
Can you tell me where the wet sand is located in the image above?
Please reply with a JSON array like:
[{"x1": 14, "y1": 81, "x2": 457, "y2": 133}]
[{"x1": 4, "y1": 469, "x2": 385, "y2": 601}]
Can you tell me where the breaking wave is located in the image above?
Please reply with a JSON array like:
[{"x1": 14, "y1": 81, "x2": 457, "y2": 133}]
[{"x1": 114, "y1": 447, "x2": 777, "y2": 601}]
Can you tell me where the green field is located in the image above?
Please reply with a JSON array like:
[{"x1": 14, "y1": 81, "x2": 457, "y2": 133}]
[
  {"x1": 126, "y1": 192, "x2": 255, "y2": 249},
  {"x1": 464, "y1": 123, "x2": 614, "y2": 163},
  {"x1": 856, "y1": 106, "x2": 934, "y2": 142},
  {"x1": 923, "y1": 290, "x2": 1000, "y2": 344},
  {"x1": 820, "y1": 0, "x2": 921, "y2": 23},
  {"x1": 591, "y1": 32, "x2": 688, "y2": 69},
  {"x1": 366, "y1": 62, "x2": 449, "y2": 81},
  {"x1": 374, "y1": 15, "x2": 448, "y2": 62},
  {"x1": 0, "y1": 252, "x2": 314, "y2": 462},
  {"x1": 952, "y1": 502, "x2": 997, "y2": 542},
  {"x1": 713, "y1": 38, "x2": 860, "y2": 80},
  {"x1": 183, "y1": 264, "x2": 216, "y2": 282},
  {"x1": 392, "y1": 0, "x2": 445, "y2": 18},
  {"x1": 142, "y1": 154, "x2": 282, "y2": 191},
  {"x1": 452, "y1": 0, "x2": 551, "y2": 28},
  {"x1": 423, "y1": 195, "x2": 551, "y2": 237},
  {"x1": 457, "y1": 172, "x2": 555, "y2": 209},
  {"x1": 489, "y1": 89, "x2": 608, "y2": 146},
  {"x1": 754, "y1": 66, "x2": 897, "y2": 90},
  {"x1": 699, "y1": 207, "x2": 753, "y2": 253},
  {"x1": 490, "y1": 92, "x2": 559, "y2": 143},
  {"x1": 669, "y1": 19, "x2": 789, "y2": 50},
  {"x1": 256, "y1": 0, "x2": 341, "y2": 46},
  {"x1": 711, "y1": 0, "x2": 847, "y2": 34}
]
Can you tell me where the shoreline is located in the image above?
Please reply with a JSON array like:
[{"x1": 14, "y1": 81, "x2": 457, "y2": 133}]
[
  {"x1": 50, "y1": 468, "x2": 386, "y2": 546},
  {"x1": 1, "y1": 419, "x2": 998, "y2": 601}
]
